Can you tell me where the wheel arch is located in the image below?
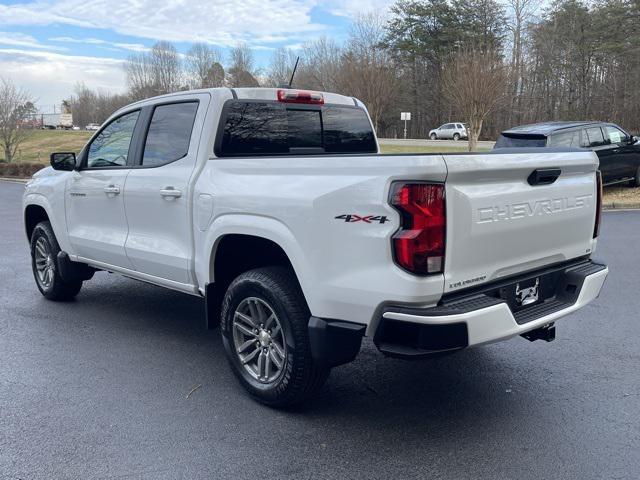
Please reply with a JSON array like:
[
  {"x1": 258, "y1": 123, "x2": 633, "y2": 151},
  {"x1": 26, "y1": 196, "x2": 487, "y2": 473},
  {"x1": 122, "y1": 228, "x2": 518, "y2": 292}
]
[
  {"x1": 210, "y1": 233, "x2": 300, "y2": 294},
  {"x1": 204, "y1": 232, "x2": 308, "y2": 329},
  {"x1": 24, "y1": 203, "x2": 50, "y2": 241}
]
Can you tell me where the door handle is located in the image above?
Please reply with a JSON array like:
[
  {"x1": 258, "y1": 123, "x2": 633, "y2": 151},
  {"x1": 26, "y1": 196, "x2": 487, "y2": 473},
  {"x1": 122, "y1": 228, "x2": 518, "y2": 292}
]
[
  {"x1": 103, "y1": 185, "x2": 120, "y2": 195},
  {"x1": 160, "y1": 187, "x2": 182, "y2": 199},
  {"x1": 528, "y1": 168, "x2": 561, "y2": 186}
]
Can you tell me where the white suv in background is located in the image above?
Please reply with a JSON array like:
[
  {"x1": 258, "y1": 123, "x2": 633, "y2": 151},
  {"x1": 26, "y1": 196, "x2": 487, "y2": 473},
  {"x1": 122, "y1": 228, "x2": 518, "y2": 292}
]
[{"x1": 429, "y1": 123, "x2": 467, "y2": 140}]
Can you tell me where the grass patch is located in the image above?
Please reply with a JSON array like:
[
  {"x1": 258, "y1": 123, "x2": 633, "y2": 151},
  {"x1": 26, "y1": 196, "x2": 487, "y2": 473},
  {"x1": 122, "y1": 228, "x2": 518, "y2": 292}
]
[
  {"x1": 1, "y1": 130, "x2": 92, "y2": 164},
  {"x1": 603, "y1": 185, "x2": 640, "y2": 206}
]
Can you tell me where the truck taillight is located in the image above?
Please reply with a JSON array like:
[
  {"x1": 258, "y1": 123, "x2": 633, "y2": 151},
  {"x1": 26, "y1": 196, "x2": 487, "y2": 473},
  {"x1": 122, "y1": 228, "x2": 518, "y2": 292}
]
[
  {"x1": 390, "y1": 182, "x2": 446, "y2": 275},
  {"x1": 277, "y1": 89, "x2": 324, "y2": 104},
  {"x1": 594, "y1": 171, "x2": 602, "y2": 238}
]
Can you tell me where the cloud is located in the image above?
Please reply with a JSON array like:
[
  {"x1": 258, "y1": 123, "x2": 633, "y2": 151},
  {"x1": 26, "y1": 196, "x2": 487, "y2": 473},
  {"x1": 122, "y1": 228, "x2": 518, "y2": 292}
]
[
  {"x1": 0, "y1": 48, "x2": 126, "y2": 109},
  {"x1": 321, "y1": 0, "x2": 393, "y2": 17},
  {"x1": 0, "y1": 31, "x2": 66, "y2": 50},
  {"x1": 0, "y1": 0, "x2": 328, "y2": 46},
  {"x1": 49, "y1": 36, "x2": 149, "y2": 52}
]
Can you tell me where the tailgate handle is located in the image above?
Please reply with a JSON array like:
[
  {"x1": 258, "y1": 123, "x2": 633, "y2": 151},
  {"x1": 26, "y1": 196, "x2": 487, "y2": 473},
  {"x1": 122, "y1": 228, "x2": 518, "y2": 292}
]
[{"x1": 528, "y1": 168, "x2": 561, "y2": 186}]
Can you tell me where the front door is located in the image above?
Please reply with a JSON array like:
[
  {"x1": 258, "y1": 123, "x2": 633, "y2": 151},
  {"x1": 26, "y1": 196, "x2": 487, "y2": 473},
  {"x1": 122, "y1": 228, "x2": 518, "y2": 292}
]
[
  {"x1": 602, "y1": 125, "x2": 638, "y2": 181},
  {"x1": 123, "y1": 96, "x2": 207, "y2": 284},
  {"x1": 66, "y1": 109, "x2": 141, "y2": 269}
]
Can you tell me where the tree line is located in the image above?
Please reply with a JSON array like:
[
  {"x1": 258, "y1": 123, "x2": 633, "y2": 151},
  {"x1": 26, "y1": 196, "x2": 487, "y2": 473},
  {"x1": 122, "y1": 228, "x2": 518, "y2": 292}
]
[
  {"x1": 71, "y1": 0, "x2": 640, "y2": 141},
  {"x1": 4, "y1": 0, "x2": 639, "y2": 159}
]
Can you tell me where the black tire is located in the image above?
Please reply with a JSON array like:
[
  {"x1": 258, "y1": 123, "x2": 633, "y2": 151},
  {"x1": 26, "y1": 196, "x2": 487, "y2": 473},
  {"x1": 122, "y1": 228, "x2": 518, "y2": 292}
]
[
  {"x1": 630, "y1": 166, "x2": 640, "y2": 187},
  {"x1": 220, "y1": 266, "x2": 330, "y2": 407},
  {"x1": 430, "y1": 133, "x2": 437, "y2": 140},
  {"x1": 453, "y1": 133, "x2": 460, "y2": 141},
  {"x1": 30, "y1": 221, "x2": 83, "y2": 301}
]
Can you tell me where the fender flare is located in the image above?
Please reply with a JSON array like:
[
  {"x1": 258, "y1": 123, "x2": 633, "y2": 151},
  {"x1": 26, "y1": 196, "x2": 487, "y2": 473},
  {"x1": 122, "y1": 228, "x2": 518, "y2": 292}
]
[
  {"x1": 199, "y1": 213, "x2": 313, "y2": 300},
  {"x1": 23, "y1": 193, "x2": 71, "y2": 252}
]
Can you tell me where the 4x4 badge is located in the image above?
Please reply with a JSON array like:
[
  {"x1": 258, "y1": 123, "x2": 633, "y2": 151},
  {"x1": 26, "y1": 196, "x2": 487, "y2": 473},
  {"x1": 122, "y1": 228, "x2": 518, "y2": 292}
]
[{"x1": 334, "y1": 214, "x2": 390, "y2": 224}]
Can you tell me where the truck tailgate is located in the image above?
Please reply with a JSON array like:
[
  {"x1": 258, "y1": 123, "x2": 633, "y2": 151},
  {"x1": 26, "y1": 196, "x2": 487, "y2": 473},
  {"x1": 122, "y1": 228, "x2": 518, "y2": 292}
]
[{"x1": 442, "y1": 150, "x2": 599, "y2": 293}]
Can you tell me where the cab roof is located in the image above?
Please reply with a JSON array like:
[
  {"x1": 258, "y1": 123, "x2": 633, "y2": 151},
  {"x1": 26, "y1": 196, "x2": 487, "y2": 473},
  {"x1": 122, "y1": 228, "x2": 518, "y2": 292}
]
[{"x1": 127, "y1": 87, "x2": 359, "y2": 108}]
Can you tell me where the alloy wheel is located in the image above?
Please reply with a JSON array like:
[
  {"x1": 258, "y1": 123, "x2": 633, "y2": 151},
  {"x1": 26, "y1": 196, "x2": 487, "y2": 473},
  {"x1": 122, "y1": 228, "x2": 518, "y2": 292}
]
[
  {"x1": 34, "y1": 237, "x2": 54, "y2": 289},
  {"x1": 232, "y1": 297, "x2": 287, "y2": 384}
]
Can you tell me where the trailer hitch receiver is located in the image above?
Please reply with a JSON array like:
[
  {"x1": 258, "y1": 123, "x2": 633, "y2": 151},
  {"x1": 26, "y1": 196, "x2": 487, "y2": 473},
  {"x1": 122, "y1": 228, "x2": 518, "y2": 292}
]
[{"x1": 521, "y1": 323, "x2": 556, "y2": 342}]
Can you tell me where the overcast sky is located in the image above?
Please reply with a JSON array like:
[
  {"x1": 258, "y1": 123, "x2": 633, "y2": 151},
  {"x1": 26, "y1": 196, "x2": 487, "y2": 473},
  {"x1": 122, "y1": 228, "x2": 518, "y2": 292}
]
[{"x1": 0, "y1": 0, "x2": 392, "y2": 112}]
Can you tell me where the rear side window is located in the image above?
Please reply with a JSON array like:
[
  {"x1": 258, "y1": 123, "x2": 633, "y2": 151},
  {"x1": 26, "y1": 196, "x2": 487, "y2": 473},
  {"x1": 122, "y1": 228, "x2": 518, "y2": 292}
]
[
  {"x1": 216, "y1": 101, "x2": 377, "y2": 157},
  {"x1": 142, "y1": 102, "x2": 199, "y2": 167},
  {"x1": 494, "y1": 134, "x2": 547, "y2": 148},
  {"x1": 584, "y1": 127, "x2": 605, "y2": 147},
  {"x1": 548, "y1": 130, "x2": 581, "y2": 147}
]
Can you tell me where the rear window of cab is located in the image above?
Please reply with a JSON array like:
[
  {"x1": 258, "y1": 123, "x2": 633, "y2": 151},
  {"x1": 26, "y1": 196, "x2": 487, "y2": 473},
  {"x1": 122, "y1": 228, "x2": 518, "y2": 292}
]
[{"x1": 215, "y1": 101, "x2": 377, "y2": 157}]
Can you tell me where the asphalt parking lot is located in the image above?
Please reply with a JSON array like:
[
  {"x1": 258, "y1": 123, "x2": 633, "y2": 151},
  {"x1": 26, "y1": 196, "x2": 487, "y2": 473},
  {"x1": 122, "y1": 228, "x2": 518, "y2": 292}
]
[{"x1": 1, "y1": 180, "x2": 638, "y2": 480}]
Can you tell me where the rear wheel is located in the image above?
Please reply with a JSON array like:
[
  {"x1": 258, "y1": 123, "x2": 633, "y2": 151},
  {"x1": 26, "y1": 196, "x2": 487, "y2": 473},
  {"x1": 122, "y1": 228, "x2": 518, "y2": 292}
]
[
  {"x1": 453, "y1": 133, "x2": 460, "y2": 141},
  {"x1": 30, "y1": 221, "x2": 83, "y2": 300},
  {"x1": 220, "y1": 266, "x2": 330, "y2": 407},
  {"x1": 430, "y1": 133, "x2": 437, "y2": 140}
]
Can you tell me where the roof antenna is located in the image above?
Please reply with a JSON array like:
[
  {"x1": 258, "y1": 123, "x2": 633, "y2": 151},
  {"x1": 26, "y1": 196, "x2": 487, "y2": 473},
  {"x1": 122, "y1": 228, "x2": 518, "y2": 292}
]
[{"x1": 287, "y1": 56, "x2": 300, "y2": 88}]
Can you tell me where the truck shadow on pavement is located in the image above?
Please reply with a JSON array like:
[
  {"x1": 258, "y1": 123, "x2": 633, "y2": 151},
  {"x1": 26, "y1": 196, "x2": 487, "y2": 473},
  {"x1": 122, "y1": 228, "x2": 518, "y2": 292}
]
[{"x1": 46, "y1": 272, "x2": 540, "y2": 423}]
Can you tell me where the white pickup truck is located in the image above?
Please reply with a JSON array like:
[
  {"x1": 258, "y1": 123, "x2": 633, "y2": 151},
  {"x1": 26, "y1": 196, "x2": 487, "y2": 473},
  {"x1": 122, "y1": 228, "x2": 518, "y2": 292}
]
[{"x1": 23, "y1": 88, "x2": 608, "y2": 406}]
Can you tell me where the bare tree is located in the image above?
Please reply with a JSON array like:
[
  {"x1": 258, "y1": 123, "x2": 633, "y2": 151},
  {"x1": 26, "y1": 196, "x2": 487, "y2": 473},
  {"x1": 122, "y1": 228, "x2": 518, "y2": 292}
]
[
  {"x1": 69, "y1": 83, "x2": 130, "y2": 127},
  {"x1": 339, "y1": 13, "x2": 399, "y2": 132},
  {"x1": 266, "y1": 48, "x2": 299, "y2": 87},
  {"x1": 125, "y1": 41, "x2": 182, "y2": 99},
  {"x1": 442, "y1": 47, "x2": 508, "y2": 151},
  {"x1": 228, "y1": 43, "x2": 259, "y2": 87},
  {"x1": 298, "y1": 37, "x2": 342, "y2": 92},
  {"x1": 0, "y1": 78, "x2": 36, "y2": 163},
  {"x1": 186, "y1": 43, "x2": 223, "y2": 88},
  {"x1": 506, "y1": 0, "x2": 540, "y2": 125},
  {"x1": 125, "y1": 51, "x2": 155, "y2": 100},
  {"x1": 151, "y1": 41, "x2": 182, "y2": 94}
]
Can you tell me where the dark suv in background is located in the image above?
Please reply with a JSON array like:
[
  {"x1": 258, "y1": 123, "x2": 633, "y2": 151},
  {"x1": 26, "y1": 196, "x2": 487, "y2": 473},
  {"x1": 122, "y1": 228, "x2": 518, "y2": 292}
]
[{"x1": 495, "y1": 121, "x2": 640, "y2": 186}]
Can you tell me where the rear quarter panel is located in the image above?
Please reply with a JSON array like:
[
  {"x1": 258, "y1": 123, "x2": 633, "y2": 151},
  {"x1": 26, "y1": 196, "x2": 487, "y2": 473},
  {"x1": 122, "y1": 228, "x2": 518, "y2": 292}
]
[{"x1": 194, "y1": 154, "x2": 448, "y2": 330}]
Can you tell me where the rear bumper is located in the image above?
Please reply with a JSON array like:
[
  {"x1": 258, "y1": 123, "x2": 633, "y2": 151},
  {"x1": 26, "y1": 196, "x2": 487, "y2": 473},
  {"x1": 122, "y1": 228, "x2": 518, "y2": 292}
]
[{"x1": 375, "y1": 260, "x2": 608, "y2": 358}]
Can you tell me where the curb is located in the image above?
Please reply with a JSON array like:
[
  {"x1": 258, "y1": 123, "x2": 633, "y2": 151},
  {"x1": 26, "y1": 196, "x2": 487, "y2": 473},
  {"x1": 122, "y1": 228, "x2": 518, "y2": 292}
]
[
  {"x1": 0, "y1": 177, "x2": 29, "y2": 184},
  {"x1": 603, "y1": 202, "x2": 640, "y2": 210}
]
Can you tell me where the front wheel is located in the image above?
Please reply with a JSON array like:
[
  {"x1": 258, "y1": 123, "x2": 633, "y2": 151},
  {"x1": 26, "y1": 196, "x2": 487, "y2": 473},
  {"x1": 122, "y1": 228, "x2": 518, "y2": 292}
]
[
  {"x1": 220, "y1": 267, "x2": 330, "y2": 407},
  {"x1": 30, "y1": 221, "x2": 83, "y2": 300},
  {"x1": 430, "y1": 133, "x2": 437, "y2": 140},
  {"x1": 453, "y1": 133, "x2": 460, "y2": 141}
]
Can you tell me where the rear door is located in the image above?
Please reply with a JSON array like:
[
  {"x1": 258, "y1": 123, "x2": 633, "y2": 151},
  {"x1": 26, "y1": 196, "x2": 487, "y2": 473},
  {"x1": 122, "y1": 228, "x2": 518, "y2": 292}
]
[
  {"x1": 123, "y1": 94, "x2": 209, "y2": 284},
  {"x1": 442, "y1": 150, "x2": 598, "y2": 293},
  {"x1": 582, "y1": 126, "x2": 620, "y2": 183}
]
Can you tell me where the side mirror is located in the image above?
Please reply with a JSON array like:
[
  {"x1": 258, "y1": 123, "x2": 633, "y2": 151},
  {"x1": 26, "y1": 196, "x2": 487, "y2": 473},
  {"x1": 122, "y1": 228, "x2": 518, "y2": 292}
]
[
  {"x1": 630, "y1": 135, "x2": 637, "y2": 144},
  {"x1": 50, "y1": 152, "x2": 77, "y2": 171}
]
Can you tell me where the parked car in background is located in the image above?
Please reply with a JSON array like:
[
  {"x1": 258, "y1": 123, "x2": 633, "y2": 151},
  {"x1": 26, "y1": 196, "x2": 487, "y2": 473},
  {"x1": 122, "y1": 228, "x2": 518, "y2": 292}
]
[
  {"x1": 495, "y1": 121, "x2": 640, "y2": 187},
  {"x1": 85, "y1": 123, "x2": 100, "y2": 131},
  {"x1": 429, "y1": 123, "x2": 467, "y2": 141}
]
